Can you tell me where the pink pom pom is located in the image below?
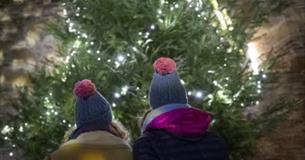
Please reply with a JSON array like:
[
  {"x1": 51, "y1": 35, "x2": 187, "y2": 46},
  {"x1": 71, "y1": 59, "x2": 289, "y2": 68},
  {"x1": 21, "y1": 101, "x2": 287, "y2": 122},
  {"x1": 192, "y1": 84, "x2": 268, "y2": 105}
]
[
  {"x1": 153, "y1": 57, "x2": 176, "y2": 75},
  {"x1": 73, "y1": 79, "x2": 96, "y2": 98}
]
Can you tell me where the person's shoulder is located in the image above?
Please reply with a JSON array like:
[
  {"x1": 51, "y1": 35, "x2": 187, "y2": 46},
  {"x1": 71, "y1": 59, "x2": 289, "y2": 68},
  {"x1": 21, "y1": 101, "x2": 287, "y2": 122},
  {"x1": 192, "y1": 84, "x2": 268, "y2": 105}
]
[{"x1": 202, "y1": 131, "x2": 228, "y2": 146}]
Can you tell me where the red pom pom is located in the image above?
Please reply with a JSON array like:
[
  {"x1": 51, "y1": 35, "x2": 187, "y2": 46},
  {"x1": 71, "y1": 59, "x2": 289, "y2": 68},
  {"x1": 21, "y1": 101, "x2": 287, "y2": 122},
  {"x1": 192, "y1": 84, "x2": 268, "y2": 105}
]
[
  {"x1": 73, "y1": 79, "x2": 96, "y2": 98},
  {"x1": 153, "y1": 57, "x2": 176, "y2": 75}
]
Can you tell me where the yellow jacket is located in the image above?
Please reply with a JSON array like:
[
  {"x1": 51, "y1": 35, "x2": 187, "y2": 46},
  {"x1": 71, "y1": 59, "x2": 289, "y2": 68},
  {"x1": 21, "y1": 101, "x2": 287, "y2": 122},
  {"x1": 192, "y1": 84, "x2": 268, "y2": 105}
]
[{"x1": 50, "y1": 131, "x2": 132, "y2": 160}]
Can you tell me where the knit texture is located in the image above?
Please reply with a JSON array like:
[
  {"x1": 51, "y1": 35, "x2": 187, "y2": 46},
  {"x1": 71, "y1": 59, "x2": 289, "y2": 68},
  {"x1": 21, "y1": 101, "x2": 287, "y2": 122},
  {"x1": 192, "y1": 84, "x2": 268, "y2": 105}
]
[
  {"x1": 70, "y1": 79, "x2": 112, "y2": 139},
  {"x1": 149, "y1": 57, "x2": 187, "y2": 109}
]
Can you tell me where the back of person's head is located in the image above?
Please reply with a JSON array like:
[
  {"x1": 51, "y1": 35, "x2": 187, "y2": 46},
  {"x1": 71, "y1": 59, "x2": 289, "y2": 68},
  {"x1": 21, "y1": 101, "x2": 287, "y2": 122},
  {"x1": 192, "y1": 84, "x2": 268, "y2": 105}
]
[
  {"x1": 149, "y1": 57, "x2": 188, "y2": 109},
  {"x1": 70, "y1": 79, "x2": 112, "y2": 139}
]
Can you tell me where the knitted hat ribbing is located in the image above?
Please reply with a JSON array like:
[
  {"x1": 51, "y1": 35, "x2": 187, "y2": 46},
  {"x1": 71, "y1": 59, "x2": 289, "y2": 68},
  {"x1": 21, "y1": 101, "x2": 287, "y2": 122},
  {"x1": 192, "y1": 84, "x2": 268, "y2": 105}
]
[{"x1": 149, "y1": 57, "x2": 187, "y2": 109}]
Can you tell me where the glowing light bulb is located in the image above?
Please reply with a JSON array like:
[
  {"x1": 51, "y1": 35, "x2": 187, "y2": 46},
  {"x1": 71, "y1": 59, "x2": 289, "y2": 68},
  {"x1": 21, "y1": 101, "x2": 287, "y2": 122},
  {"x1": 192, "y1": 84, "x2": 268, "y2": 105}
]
[
  {"x1": 187, "y1": 91, "x2": 192, "y2": 96},
  {"x1": 195, "y1": 91, "x2": 203, "y2": 98},
  {"x1": 114, "y1": 92, "x2": 121, "y2": 98},
  {"x1": 112, "y1": 103, "x2": 117, "y2": 107},
  {"x1": 19, "y1": 126, "x2": 24, "y2": 132},
  {"x1": 9, "y1": 152, "x2": 13, "y2": 157},
  {"x1": 117, "y1": 55, "x2": 125, "y2": 62},
  {"x1": 150, "y1": 25, "x2": 155, "y2": 30},
  {"x1": 121, "y1": 86, "x2": 129, "y2": 95}
]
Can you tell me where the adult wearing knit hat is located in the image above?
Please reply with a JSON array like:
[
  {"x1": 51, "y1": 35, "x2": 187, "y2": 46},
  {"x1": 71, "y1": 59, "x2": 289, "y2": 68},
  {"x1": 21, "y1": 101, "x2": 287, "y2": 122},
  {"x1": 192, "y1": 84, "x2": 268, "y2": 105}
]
[
  {"x1": 134, "y1": 57, "x2": 229, "y2": 160},
  {"x1": 149, "y1": 57, "x2": 188, "y2": 109},
  {"x1": 49, "y1": 79, "x2": 132, "y2": 160},
  {"x1": 69, "y1": 79, "x2": 112, "y2": 139}
]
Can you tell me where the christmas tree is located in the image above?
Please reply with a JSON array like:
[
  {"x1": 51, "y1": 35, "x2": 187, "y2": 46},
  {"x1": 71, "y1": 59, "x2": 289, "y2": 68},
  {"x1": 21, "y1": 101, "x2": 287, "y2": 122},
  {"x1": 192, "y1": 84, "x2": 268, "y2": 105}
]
[{"x1": 1, "y1": 0, "x2": 284, "y2": 159}]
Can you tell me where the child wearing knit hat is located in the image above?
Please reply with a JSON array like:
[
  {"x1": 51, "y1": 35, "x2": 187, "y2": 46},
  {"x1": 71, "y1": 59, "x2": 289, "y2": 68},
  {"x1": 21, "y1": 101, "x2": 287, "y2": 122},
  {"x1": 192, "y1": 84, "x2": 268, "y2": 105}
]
[
  {"x1": 48, "y1": 80, "x2": 132, "y2": 160},
  {"x1": 133, "y1": 57, "x2": 229, "y2": 160}
]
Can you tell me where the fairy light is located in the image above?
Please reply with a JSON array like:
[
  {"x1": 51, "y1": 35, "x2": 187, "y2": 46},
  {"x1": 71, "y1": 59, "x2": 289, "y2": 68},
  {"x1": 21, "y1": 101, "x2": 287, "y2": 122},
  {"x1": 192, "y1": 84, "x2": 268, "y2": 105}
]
[
  {"x1": 121, "y1": 86, "x2": 129, "y2": 95},
  {"x1": 19, "y1": 126, "x2": 24, "y2": 132},
  {"x1": 117, "y1": 54, "x2": 126, "y2": 62},
  {"x1": 195, "y1": 91, "x2": 203, "y2": 98},
  {"x1": 114, "y1": 92, "x2": 121, "y2": 98},
  {"x1": 187, "y1": 91, "x2": 192, "y2": 96},
  {"x1": 112, "y1": 103, "x2": 117, "y2": 107}
]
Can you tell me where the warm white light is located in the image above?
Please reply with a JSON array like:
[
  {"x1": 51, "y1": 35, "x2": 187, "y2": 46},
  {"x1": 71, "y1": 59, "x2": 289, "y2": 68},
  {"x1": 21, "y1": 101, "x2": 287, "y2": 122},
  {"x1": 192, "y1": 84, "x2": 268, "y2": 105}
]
[
  {"x1": 121, "y1": 86, "x2": 129, "y2": 95},
  {"x1": 187, "y1": 91, "x2": 192, "y2": 96},
  {"x1": 117, "y1": 55, "x2": 125, "y2": 62},
  {"x1": 73, "y1": 40, "x2": 81, "y2": 48},
  {"x1": 247, "y1": 42, "x2": 260, "y2": 75},
  {"x1": 19, "y1": 126, "x2": 24, "y2": 132},
  {"x1": 195, "y1": 91, "x2": 203, "y2": 98},
  {"x1": 112, "y1": 103, "x2": 117, "y2": 107},
  {"x1": 9, "y1": 152, "x2": 13, "y2": 157},
  {"x1": 257, "y1": 89, "x2": 261, "y2": 94},
  {"x1": 82, "y1": 33, "x2": 88, "y2": 38},
  {"x1": 114, "y1": 92, "x2": 121, "y2": 98},
  {"x1": 150, "y1": 25, "x2": 155, "y2": 30},
  {"x1": 1, "y1": 125, "x2": 11, "y2": 134}
]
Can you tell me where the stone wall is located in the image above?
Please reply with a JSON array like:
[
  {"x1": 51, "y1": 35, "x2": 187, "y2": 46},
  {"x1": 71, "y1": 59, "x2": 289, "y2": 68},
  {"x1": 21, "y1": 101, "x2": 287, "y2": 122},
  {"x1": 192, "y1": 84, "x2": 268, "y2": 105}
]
[
  {"x1": 0, "y1": 0, "x2": 58, "y2": 159},
  {"x1": 249, "y1": 0, "x2": 305, "y2": 159},
  {"x1": 0, "y1": 0, "x2": 57, "y2": 120}
]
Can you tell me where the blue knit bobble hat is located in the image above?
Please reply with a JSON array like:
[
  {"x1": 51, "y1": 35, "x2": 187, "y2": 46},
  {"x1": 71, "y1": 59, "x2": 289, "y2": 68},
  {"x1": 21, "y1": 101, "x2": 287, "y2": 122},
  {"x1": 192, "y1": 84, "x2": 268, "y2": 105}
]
[
  {"x1": 149, "y1": 57, "x2": 187, "y2": 109},
  {"x1": 73, "y1": 79, "x2": 112, "y2": 129}
]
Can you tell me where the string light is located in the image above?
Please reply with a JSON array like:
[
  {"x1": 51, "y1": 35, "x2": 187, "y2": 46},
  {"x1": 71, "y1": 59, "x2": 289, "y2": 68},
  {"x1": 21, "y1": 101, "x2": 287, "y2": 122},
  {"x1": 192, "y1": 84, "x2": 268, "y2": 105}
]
[
  {"x1": 121, "y1": 86, "x2": 129, "y2": 95},
  {"x1": 117, "y1": 54, "x2": 126, "y2": 62},
  {"x1": 114, "y1": 92, "x2": 121, "y2": 98},
  {"x1": 195, "y1": 91, "x2": 203, "y2": 98},
  {"x1": 112, "y1": 103, "x2": 117, "y2": 107}
]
